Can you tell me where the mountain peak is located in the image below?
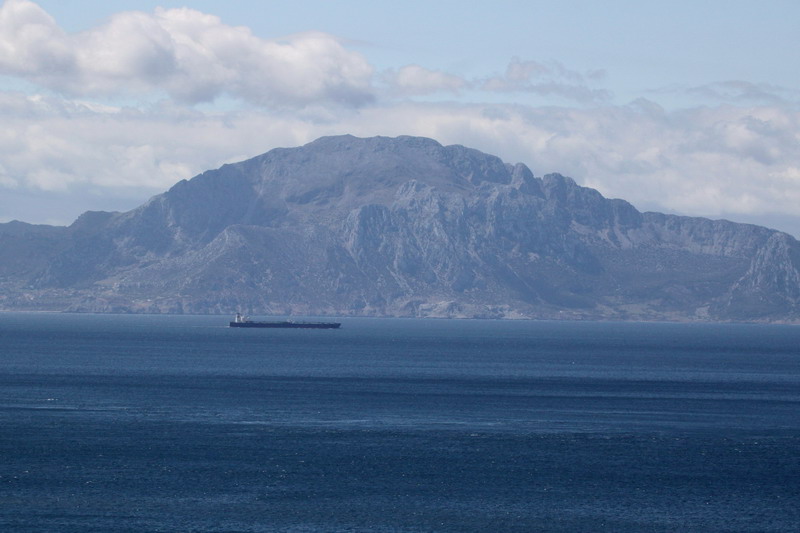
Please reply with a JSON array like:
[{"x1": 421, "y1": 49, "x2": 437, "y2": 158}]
[{"x1": 1, "y1": 135, "x2": 798, "y2": 322}]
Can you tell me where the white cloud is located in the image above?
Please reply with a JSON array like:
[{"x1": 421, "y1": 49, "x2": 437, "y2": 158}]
[
  {"x1": 652, "y1": 80, "x2": 800, "y2": 109},
  {"x1": 0, "y1": 161, "x2": 15, "y2": 188},
  {"x1": 383, "y1": 64, "x2": 467, "y2": 96},
  {"x1": 480, "y1": 58, "x2": 611, "y2": 104},
  {"x1": 0, "y1": 0, "x2": 73, "y2": 78},
  {"x1": 0, "y1": 3, "x2": 611, "y2": 108},
  {"x1": 2, "y1": 90, "x2": 800, "y2": 236},
  {"x1": 381, "y1": 59, "x2": 610, "y2": 103},
  {"x1": 687, "y1": 81, "x2": 793, "y2": 105},
  {"x1": 0, "y1": 0, "x2": 375, "y2": 107}
]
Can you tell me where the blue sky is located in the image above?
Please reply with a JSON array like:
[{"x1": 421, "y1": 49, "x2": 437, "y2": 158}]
[{"x1": 2, "y1": 0, "x2": 800, "y2": 235}]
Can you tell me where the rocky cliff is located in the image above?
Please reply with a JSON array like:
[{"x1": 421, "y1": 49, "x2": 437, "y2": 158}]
[{"x1": 2, "y1": 135, "x2": 799, "y2": 322}]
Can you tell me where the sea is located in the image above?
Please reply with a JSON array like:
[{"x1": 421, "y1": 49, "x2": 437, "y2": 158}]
[{"x1": 1, "y1": 313, "x2": 798, "y2": 532}]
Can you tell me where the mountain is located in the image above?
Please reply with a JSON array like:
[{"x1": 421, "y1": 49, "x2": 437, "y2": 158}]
[{"x1": 2, "y1": 134, "x2": 799, "y2": 322}]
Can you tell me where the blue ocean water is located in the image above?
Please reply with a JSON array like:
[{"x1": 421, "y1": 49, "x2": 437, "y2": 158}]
[{"x1": 1, "y1": 314, "x2": 799, "y2": 532}]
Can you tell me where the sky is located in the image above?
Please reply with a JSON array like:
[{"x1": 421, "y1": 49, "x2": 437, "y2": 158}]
[{"x1": 1, "y1": 0, "x2": 799, "y2": 237}]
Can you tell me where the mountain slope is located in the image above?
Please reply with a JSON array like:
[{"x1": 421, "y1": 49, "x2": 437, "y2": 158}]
[{"x1": 2, "y1": 135, "x2": 799, "y2": 321}]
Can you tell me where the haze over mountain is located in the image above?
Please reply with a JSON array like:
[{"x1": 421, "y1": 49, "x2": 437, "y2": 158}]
[{"x1": 2, "y1": 135, "x2": 799, "y2": 322}]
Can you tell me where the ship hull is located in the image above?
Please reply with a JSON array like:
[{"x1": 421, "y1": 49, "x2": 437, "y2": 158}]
[{"x1": 229, "y1": 321, "x2": 341, "y2": 329}]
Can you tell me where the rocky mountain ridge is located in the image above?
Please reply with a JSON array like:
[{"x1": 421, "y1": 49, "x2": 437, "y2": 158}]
[{"x1": 1, "y1": 135, "x2": 799, "y2": 322}]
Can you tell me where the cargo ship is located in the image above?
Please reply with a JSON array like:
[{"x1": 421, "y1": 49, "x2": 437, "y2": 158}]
[{"x1": 229, "y1": 313, "x2": 341, "y2": 329}]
